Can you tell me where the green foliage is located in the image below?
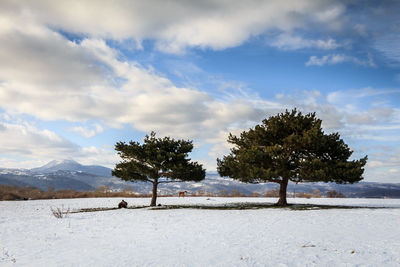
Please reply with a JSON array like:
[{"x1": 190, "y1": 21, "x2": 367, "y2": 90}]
[
  {"x1": 113, "y1": 132, "x2": 206, "y2": 184},
  {"x1": 217, "y1": 109, "x2": 367, "y2": 204}
]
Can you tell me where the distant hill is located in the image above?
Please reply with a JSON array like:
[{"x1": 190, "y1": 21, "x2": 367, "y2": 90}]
[
  {"x1": 0, "y1": 176, "x2": 31, "y2": 188},
  {"x1": 1, "y1": 160, "x2": 400, "y2": 198}
]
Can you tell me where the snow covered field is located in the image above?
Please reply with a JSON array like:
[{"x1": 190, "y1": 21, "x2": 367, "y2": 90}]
[{"x1": 1, "y1": 197, "x2": 399, "y2": 266}]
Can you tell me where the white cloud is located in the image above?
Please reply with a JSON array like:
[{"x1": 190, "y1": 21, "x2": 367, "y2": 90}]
[
  {"x1": 0, "y1": 16, "x2": 105, "y2": 89},
  {"x1": 70, "y1": 124, "x2": 104, "y2": 138},
  {"x1": 364, "y1": 168, "x2": 400, "y2": 183},
  {"x1": 272, "y1": 91, "x2": 345, "y2": 129},
  {"x1": 345, "y1": 108, "x2": 395, "y2": 125},
  {"x1": 313, "y1": 4, "x2": 344, "y2": 25},
  {"x1": 0, "y1": 0, "x2": 345, "y2": 53},
  {"x1": 322, "y1": 88, "x2": 400, "y2": 144},
  {"x1": 374, "y1": 33, "x2": 400, "y2": 64},
  {"x1": 306, "y1": 54, "x2": 375, "y2": 67},
  {"x1": 326, "y1": 88, "x2": 400, "y2": 117},
  {"x1": 77, "y1": 146, "x2": 118, "y2": 168},
  {"x1": 271, "y1": 33, "x2": 341, "y2": 50},
  {"x1": 327, "y1": 87, "x2": 395, "y2": 103},
  {"x1": 363, "y1": 147, "x2": 400, "y2": 183},
  {"x1": 0, "y1": 120, "x2": 117, "y2": 168},
  {"x1": 0, "y1": 121, "x2": 79, "y2": 157}
]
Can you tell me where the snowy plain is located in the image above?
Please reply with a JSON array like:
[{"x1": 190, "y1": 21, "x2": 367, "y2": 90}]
[{"x1": 1, "y1": 197, "x2": 399, "y2": 266}]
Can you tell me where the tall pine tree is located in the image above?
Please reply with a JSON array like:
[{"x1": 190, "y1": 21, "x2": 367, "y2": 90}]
[
  {"x1": 217, "y1": 109, "x2": 367, "y2": 206},
  {"x1": 113, "y1": 132, "x2": 206, "y2": 206}
]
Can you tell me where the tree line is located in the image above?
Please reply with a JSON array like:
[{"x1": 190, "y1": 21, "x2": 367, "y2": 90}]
[
  {"x1": 0, "y1": 184, "x2": 346, "y2": 201},
  {"x1": 113, "y1": 109, "x2": 367, "y2": 206}
]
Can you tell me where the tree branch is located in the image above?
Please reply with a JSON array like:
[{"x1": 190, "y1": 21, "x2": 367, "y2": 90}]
[{"x1": 146, "y1": 178, "x2": 156, "y2": 183}]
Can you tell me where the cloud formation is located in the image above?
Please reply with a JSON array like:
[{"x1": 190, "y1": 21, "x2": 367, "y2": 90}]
[
  {"x1": 271, "y1": 34, "x2": 342, "y2": 50},
  {"x1": 0, "y1": 0, "x2": 345, "y2": 53},
  {"x1": 70, "y1": 124, "x2": 104, "y2": 138},
  {"x1": 374, "y1": 34, "x2": 400, "y2": 64},
  {"x1": 0, "y1": 121, "x2": 78, "y2": 158},
  {"x1": 0, "y1": 120, "x2": 117, "y2": 168},
  {"x1": 305, "y1": 54, "x2": 375, "y2": 67}
]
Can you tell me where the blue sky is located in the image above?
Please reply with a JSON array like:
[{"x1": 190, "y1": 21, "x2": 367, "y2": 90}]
[{"x1": 0, "y1": 0, "x2": 399, "y2": 182}]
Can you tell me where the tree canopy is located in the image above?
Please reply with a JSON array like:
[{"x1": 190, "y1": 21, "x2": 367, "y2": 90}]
[
  {"x1": 217, "y1": 109, "x2": 367, "y2": 206},
  {"x1": 113, "y1": 132, "x2": 206, "y2": 206}
]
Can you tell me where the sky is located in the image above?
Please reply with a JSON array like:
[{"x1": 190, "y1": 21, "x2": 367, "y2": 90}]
[{"x1": 0, "y1": 0, "x2": 399, "y2": 183}]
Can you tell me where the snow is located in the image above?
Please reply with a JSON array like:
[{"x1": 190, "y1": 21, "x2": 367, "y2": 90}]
[
  {"x1": 0, "y1": 169, "x2": 29, "y2": 175},
  {"x1": 1, "y1": 197, "x2": 399, "y2": 266}
]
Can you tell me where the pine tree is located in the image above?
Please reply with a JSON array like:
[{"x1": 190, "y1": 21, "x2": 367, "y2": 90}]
[
  {"x1": 217, "y1": 109, "x2": 367, "y2": 206},
  {"x1": 113, "y1": 132, "x2": 206, "y2": 206}
]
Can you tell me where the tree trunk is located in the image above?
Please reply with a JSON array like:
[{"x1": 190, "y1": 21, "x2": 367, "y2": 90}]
[
  {"x1": 150, "y1": 182, "x2": 158, "y2": 206},
  {"x1": 276, "y1": 177, "x2": 289, "y2": 206}
]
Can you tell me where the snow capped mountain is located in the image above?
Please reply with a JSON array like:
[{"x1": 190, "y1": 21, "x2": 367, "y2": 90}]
[
  {"x1": 31, "y1": 159, "x2": 112, "y2": 177},
  {"x1": 31, "y1": 159, "x2": 80, "y2": 173}
]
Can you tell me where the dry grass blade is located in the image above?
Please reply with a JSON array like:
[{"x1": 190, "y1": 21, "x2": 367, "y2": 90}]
[{"x1": 50, "y1": 206, "x2": 70, "y2": 218}]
